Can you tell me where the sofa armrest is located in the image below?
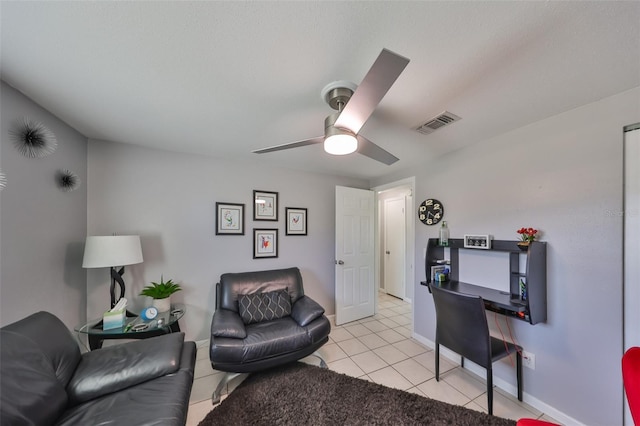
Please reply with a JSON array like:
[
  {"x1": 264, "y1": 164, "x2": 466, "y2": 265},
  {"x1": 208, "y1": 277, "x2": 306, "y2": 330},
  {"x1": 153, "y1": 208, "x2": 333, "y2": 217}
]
[
  {"x1": 67, "y1": 332, "x2": 185, "y2": 405},
  {"x1": 211, "y1": 309, "x2": 247, "y2": 339},
  {"x1": 291, "y1": 295, "x2": 325, "y2": 327}
]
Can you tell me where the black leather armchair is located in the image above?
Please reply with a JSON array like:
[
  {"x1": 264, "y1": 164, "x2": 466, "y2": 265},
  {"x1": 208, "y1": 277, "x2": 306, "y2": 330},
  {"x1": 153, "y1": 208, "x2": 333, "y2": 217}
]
[
  {"x1": 1, "y1": 311, "x2": 196, "y2": 426},
  {"x1": 210, "y1": 267, "x2": 331, "y2": 402}
]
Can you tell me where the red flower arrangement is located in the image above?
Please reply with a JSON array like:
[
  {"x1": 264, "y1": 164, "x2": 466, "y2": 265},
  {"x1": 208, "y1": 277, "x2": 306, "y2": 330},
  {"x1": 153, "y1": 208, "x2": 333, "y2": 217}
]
[{"x1": 517, "y1": 227, "x2": 538, "y2": 243}]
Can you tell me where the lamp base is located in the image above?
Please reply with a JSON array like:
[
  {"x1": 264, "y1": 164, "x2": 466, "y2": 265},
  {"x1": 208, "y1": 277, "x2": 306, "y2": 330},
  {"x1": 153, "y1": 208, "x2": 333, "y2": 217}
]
[{"x1": 110, "y1": 266, "x2": 127, "y2": 309}]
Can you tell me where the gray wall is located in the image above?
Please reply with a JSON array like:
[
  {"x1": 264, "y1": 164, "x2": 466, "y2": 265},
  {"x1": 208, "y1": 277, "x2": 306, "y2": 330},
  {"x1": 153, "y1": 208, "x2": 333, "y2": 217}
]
[
  {"x1": 0, "y1": 81, "x2": 88, "y2": 328},
  {"x1": 372, "y1": 86, "x2": 640, "y2": 425},
  {"x1": 86, "y1": 139, "x2": 367, "y2": 341}
]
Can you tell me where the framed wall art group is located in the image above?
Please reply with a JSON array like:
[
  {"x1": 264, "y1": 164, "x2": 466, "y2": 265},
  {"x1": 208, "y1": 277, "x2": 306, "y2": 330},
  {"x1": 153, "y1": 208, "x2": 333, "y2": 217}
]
[{"x1": 215, "y1": 189, "x2": 308, "y2": 259}]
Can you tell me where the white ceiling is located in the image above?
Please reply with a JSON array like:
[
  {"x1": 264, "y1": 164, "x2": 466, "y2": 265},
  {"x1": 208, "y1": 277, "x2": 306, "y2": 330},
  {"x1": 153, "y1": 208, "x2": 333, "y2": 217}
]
[{"x1": 2, "y1": 1, "x2": 639, "y2": 180}]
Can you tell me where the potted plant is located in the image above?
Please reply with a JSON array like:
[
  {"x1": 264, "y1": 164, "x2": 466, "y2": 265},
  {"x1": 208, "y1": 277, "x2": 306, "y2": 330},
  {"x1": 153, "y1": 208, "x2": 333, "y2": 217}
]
[
  {"x1": 516, "y1": 227, "x2": 538, "y2": 250},
  {"x1": 140, "y1": 276, "x2": 181, "y2": 312}
]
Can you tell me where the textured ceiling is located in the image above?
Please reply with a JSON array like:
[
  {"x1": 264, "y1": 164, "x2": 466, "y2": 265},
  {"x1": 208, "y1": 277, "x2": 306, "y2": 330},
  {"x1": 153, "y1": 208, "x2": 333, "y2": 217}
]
[{"x1": 1, "y1": 1, "x2": 638, "y2": 180}]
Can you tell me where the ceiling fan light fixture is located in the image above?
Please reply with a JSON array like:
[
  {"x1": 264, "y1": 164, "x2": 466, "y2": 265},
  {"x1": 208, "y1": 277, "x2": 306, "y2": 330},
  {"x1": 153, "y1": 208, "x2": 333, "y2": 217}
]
[
  {"x1": 324, "y1": 113, "x2": 357, "y2": 155},
  {"x1": 324, "y1": 133, "x2": 357, "y2": 155}
]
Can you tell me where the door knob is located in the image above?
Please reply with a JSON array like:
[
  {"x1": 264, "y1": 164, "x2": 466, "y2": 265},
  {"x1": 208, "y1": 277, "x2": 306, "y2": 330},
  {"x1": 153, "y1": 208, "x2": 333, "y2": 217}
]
[
  {"x1": 336, "y1": 260, "x2": 345, "y2": 265},
  {"x1": 386, "y1": 251, "x2": 391, "y2": 254}
]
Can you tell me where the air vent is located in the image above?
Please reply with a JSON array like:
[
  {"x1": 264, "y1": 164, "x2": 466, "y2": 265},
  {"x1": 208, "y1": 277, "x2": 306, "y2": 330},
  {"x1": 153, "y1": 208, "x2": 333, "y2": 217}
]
[{"x1": 415, "y1": 111, "x2": 461, "y2": 135}]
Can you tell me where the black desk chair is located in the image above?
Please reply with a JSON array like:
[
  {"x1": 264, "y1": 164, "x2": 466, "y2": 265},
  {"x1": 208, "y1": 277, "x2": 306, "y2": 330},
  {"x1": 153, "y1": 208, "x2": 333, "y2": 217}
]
[{"x1": 431, "y1": 285, "x2": 523, "y2": 415}]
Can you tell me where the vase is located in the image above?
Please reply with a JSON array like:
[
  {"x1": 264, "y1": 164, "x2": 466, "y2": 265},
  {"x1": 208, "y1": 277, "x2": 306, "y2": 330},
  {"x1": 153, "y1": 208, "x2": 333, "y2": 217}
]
[
  {"x1": 153, "y1": 297, "x2": 171, "y2": 312},
  {"x1": 517, "y1": 242, "x2": 530, "y2": 251}
]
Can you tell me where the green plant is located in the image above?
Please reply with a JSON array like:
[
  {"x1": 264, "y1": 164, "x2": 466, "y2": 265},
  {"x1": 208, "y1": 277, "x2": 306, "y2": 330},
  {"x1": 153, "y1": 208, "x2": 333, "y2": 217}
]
[{"x1": 140, "y1": 276, "x2": 182, "y2": 300}]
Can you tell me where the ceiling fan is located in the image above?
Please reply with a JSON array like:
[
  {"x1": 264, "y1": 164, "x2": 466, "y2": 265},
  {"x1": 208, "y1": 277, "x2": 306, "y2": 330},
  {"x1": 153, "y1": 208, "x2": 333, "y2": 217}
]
[{"x1": 252, "y1": 48, "x2": 410, "y2": 165}]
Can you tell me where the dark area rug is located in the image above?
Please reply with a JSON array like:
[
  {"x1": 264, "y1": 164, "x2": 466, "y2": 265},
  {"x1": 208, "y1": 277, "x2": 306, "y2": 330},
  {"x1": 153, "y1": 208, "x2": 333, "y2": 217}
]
[{"x1": 199, "y1": 362, "x2": 516, "y2": 426}]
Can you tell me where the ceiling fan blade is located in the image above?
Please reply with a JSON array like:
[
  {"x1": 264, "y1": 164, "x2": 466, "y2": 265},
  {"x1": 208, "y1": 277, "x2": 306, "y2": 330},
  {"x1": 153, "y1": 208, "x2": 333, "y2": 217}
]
[
  {"x1": 252, "y1": 136, "x2": 324, "y2": 154},
  {"x1": 356, "y1": 135, "x2": 399, "y2": 165},
  {"x1": 335, "y1": 48, "x2": 409, "y2": 134}
]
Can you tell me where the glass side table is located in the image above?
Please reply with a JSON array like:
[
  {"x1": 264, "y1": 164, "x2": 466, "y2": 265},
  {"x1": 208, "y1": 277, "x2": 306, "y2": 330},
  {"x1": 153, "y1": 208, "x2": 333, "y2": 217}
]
[{"x1": 75, "y1": 304, "x2": 186, "y2": 350}]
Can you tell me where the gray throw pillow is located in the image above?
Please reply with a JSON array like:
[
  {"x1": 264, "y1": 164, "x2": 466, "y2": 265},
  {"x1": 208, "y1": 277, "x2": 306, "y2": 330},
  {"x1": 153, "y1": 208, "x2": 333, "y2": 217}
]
[{"x1": 238, "y1": 289, "x2": 291, "y2": 325}]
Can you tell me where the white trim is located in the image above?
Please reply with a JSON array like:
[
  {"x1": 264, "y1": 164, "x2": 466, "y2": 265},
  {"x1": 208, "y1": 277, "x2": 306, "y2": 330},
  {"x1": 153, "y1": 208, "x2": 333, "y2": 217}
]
[
  {"x1": 326, "y1": 313, "x2": 336, "y2": 327},
  {"x1": 195, "y1": 339, "x2": 209, "y2": 349},
  {"x1": 373, "y1": 177, "x2": 416, "y2": 193},
  {"x1": 377, "y1": 288, "x2": 411, "y2": 305},
  {"x1": 624, "y1": 126, "x2": 639, "y2": 425},
  {"x1": 412, "y1": 332, "x2": 584, "y2": 426}
]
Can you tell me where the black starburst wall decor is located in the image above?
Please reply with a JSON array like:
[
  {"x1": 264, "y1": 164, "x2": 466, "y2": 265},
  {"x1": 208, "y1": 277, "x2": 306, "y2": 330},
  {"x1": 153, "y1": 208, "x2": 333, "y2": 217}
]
[
  {"x1": 57, "y1": 169, "x2": 80, "y2": 192},
  {"x1": 10, "y1": 118, "x2": 57, "y2": 158}
]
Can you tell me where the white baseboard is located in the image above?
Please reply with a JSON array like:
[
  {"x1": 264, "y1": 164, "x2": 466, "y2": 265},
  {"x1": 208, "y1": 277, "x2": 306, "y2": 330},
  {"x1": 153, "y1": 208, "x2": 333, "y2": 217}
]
[
  {"x1": 326, "y1": 314, "x2": 336, "y2": 327},
  {"x1": 411, "y1": 332, "x2": 583, "y2": 426}
]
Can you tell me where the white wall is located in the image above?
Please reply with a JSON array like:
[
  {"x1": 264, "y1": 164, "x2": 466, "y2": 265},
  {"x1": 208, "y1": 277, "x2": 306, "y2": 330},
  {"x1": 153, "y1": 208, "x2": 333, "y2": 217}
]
[
  {"x1": 0, "y1": 81, "x2": 88, "y2": 328},
  {"x1": 372, "y1": 87, "x2": 640, "y2": 425},
  {"x1": 87, "y1": 140, "x2": 367, "y2": 341}
]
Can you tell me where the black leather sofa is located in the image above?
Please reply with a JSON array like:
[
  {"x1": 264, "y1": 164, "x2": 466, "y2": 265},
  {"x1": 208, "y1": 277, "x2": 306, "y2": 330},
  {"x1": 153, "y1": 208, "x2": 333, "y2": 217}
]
[
  {"x1": 1, "y1": 311, "x2": 196, "y2": 426},
  {"x1": 210, "y1": 267, "x2": 331, "y2": 401}
]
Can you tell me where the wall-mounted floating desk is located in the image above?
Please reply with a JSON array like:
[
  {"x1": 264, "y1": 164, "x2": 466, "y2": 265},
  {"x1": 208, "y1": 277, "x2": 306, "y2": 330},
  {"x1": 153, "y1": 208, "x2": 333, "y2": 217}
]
[{"x1": 421, "y1": 238, "x2": 547, "y2": 324}]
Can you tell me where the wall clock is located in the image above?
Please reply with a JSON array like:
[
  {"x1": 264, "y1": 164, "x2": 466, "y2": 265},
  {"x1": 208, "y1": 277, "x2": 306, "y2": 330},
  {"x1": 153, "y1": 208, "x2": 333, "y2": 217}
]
[{"x1": 418, "y1": 199, "x2": 444, "y2": 225}]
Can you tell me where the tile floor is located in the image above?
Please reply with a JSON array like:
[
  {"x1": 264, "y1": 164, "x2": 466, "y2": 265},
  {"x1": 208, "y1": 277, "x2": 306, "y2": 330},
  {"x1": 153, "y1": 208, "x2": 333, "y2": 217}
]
[{"x1": 186, "y1": 292, "x2": 561, "y2": 425}]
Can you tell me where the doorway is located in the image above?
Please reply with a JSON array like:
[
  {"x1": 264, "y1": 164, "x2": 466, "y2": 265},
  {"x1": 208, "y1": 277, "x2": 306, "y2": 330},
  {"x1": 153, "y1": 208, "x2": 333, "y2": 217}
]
[
  {"x1": 624, "y1": 124, "x2": 639, "y2": 425},
  {"x1": 383, "y1": 197, "x2": 406, "y2": 299},
  {"x1": 624, "y1": 124, "x2": 639, "y2": 350},
  {"x1": 374, "y1": 177, "x2": 415, "y2": 305}
]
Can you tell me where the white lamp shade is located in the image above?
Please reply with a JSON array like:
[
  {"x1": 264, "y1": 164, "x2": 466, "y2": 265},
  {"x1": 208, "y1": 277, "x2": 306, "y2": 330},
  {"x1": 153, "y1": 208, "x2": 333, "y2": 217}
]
[
  {"x1": 82, "y1": 235, "x2": 143, "y2": 268},
  {"x1": 324, "y1": 134, "x2": 357, "y2": 155}
]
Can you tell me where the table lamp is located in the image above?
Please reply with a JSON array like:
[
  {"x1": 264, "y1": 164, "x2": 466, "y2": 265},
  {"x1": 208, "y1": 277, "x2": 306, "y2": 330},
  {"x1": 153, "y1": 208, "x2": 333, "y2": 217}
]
[{"x1": 82, "y1": 235, "x2": 143, "y2": 309}]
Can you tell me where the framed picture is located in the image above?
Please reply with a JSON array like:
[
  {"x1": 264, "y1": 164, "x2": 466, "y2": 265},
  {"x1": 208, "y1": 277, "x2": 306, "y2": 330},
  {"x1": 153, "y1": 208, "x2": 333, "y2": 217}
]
[
  {"x1": 253, "y1": 190, "x2": 278, "y2": 221},
  {"x1": 253, "y1": 229, "x2": 278, "y2": 258},
  {"x1": 463, "y1": 234, "x2": 491, "y2": 249},
  {"x1": 215, "y1": 202, "x2": 245, "y2": 235},
  {"x1": 286, "y1": 207, "x2": 307, "y2": 236}
]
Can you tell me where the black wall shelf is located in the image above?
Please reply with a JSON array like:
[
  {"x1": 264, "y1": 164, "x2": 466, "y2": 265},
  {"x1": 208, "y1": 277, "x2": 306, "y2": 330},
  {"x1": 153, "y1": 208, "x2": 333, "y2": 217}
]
[{"x1": 424, "y1": 238, "x2": 547, "y2": 324}]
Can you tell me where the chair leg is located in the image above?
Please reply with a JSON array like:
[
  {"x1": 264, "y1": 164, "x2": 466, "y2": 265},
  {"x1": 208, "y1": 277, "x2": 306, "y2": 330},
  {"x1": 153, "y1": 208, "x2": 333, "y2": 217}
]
[
  {"x1": 487, "y1": 366, "x2": 493, "y2": 416},
  {"x1": 310, "y1": 350, "x2": 328, "y2": 368},
  {"x1": 461, "y1": 356, "x2": 464, "y2": 368},
  {"x1": 211, "y1": 372, "x2": 245, "y2": 404},
  {"x1": 516, "y1": 350, "x2": 523, "y2": 401},
  {"x1": 435, "y1": 343, "x2": 440, "y2": 381}
]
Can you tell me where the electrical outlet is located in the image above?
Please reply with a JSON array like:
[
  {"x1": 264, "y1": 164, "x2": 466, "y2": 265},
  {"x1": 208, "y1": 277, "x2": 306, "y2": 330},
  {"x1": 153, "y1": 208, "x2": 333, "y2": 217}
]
[{"x1": 522, "y1": 351, "x2": 536, "y2": 370}]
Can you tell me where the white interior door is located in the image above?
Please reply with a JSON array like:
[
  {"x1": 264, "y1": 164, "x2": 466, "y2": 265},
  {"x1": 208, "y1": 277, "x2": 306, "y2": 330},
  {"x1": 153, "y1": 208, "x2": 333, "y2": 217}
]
[
  {"x1": 335, "y1": 186, "x2": 375, "y2": 326},
  {"x1": 384, "y1": 197, "x2": 405, "y2": 299}
]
